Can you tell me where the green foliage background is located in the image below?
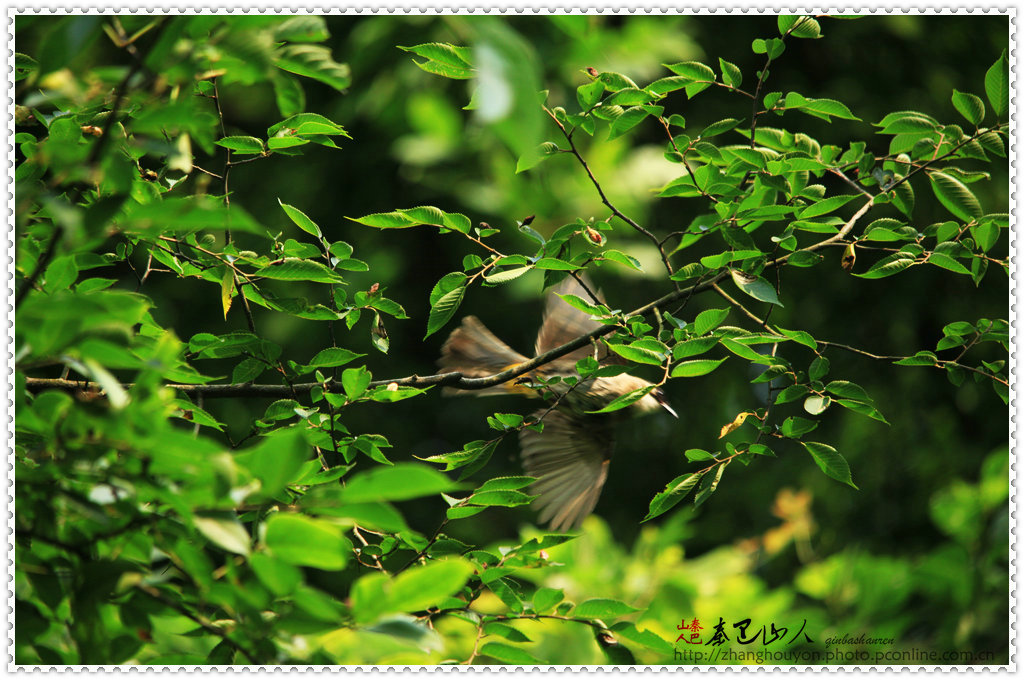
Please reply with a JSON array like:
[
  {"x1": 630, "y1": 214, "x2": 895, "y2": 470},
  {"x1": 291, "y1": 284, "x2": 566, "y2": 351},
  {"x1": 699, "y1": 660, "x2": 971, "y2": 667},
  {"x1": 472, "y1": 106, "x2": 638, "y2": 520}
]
[{"x1": 14, "y1": 14, "x2": 1009, "y2": 665}]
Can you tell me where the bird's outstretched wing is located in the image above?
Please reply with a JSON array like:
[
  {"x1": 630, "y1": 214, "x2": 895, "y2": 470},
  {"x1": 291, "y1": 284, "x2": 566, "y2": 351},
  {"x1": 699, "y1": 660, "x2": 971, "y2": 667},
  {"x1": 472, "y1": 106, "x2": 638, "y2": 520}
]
[
  {"x1": 534, "y1": 275, "x2": 614, "y2": 370},
  {"x1": 439, "y1": 316, "x2": 531, "y2": 396},
  {"x1": 519, "y1": 408, "x2": 615, "y2": 531}
]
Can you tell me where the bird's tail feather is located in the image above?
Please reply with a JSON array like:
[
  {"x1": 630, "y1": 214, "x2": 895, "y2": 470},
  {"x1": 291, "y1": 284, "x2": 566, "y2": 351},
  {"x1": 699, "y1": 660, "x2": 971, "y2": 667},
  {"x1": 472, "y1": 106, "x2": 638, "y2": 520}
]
[{"x1": 439, "y1": 316, "x2": 532, "y2": 397}]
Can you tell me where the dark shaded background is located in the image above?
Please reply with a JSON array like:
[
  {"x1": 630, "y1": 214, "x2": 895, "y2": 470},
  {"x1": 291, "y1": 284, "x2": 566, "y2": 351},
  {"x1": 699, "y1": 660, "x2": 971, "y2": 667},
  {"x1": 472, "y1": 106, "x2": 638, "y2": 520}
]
[
  {"x1": 199, "y1": 14, "x2": 1009, "y2": 554},
  {"x1": 16, "y1": 14, "x2": 1010, "y2": 660}
]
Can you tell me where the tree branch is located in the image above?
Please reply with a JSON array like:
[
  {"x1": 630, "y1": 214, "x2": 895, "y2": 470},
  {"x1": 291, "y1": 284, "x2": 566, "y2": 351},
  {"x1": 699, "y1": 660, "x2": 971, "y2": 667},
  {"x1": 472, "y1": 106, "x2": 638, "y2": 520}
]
[
  {"x1": 24, "y1": 271, "x2": 731, "y2": 399},
  {"x1": 134, "y1": 583, "x2": 260, "y2": 664},
  {"x1": 16, "y1": 191, "x2": 880, "y2": 401},
  {"x1": 543, "y1": 105, "x2": 678, "y2": 282}
]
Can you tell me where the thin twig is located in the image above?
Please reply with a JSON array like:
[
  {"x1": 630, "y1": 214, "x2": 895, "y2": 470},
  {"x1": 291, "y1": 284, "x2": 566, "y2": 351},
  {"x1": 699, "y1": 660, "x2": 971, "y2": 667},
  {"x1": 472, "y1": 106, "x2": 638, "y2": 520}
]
[
  {"x1": 134, "y1": 583, "x2": 260, "y2": 663},
  {"x1": 87, "y1": 19, "x2": 168, "y2": 167},
  {"x1": 396, "y1": 517, "x2": 449, "y2": 574},
  {"x1": 24, "y1": 271, "x2": 732, "y2": 398},
  {"x1": 14, "y1": 226, "x2": 63, "y2": 310},
  {"x1": 711, "y1": 282, "x2": 772, "y2": 331},
  {"x1": 543, "y1": 105, "x2": 677, "y2": 282},
  {"x1": 463, "y1": 624, "x2": 486, "y2": 665}
]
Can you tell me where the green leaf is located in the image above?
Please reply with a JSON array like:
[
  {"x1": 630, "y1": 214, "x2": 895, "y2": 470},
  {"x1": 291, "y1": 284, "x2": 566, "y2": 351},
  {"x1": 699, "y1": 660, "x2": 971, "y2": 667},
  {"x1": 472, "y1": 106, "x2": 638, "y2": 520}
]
[
  {"x1": 341, "y1": 366, "x2": 372, "y2": 399},
  {"x1": 693, "y1": 462, "x2": 726, "y2": 507},
  {"x1": 265, "y1": 514, "x2": 351, "y2": 570},
  {"x1": 928, "y1": 172, "x2": 983, "y2": 222},
  {"x1": 607, "y1": 343, "x2": 665, "y2": 366},
  {"x1": 672, "y1": 337, "x2": 718, "y2": 359},
  {"x1": 13, "y1": 52, "x2": 37, "y2": 82},
  {"x1": 464, "y1": 489, "x2": 537, "y2": 507},
  {"x1": 275, "y1": 44, "x2": 351, "y2": 92},
  {"x1": 193, "y1": 516, "x2": 251, "y2": 557},
  {"x1": 670, "y1": 262, "x2": 707, "y2": 280},
  {"x1": 250, "y1": 553, "x2": 302, "y2": 596},
  {"x1": 430, "y1": 272, "x2": 468, "y2": 305},
  {"x1": 699, "y1": 118, "x2": 741, "y2": 138},
  {"x1": 719, "y1": 58, "x2": 742, "y2": 88},
  {"x1": 730, "y1": 270, "x2": 783, "y2": 306},
  {"x1": 273, "y1": 15, "x2": 330, "y2": 42},
  {"x1": 894, "y1": 351, "x2": 939, "y2": 367},
  {"x1": 787, "y1": 251, "x2": 824, "y2": 268},
  {"x1": 235, "y1": 428, "x2": 309, "y2": 497},
  {"x1": 601, "y1": 249, "x2": 643, "y2": 270},
  {"x1": 789, "y1": 96, "x2": 858, "y2": 122},
  {"x1": 608, "y1": 107, "x2": 649, "y2": 140},
  {"x1": 685, "y1": 449, "x2": 717, "y2": 462},
  {"x1": 788, "y1": 17, "x2": 822, "y2": 39},
  {"x1": 532, "y1": 587, "x2": 564, "y2": 614},
  {"x1": 972, "y1": 221, "x2": 1000, "y2": 253},
  {"x1": 533, "y1": 257, "x2": 580, "y2": 271},
  {"x1": 809, "y1": 356, "x2": 830, "y2": 381},
  {"x1": 425, "y1": 284, "x2": 466, "y2": 339},
  {"x1": 854, "y1": 253, "x2": 917, "y2": 279},
  {"x1": 927, "y1": 252, "x2": 971, "y2": 275},
  {"x1": 664, "y1": 60, "x2": 716, "y2": 82},
  {"x1": 43, "y1": 256, "x2": 78, "y2": 293},
  {"x1": 399, "y1": 43, "x2": 474, "y2": 80},
  {"x1": 577, "y1": 79, "x2": 605, "y2": 109},
  {"x1": 890, "y1": 179, "x2": 915, "y2": 218},
  {"x1": 776, "y1": 385, "x2": 810, "y2": 404},
  {"x1": 475, "y1": 476, "x2": 535, "y2": 492},
  {"x1": 268, "y1": 112, "x2": 349, "y2": 140},
  {"x1": 825, "y1": 380, "x2": 873, "y2": 402},
  {"x1": 878, "y1": 115, "x2": 938, "y2": 134},
  {"x1": 605, "y1": 87, "x2": 656, "y2": 106},
  {"x1": 610, "y1": 622, "x2": 675, "y2": 655},
  {"x1": 390, "y1": 559, "x2": 475, "y2": 613},
  {"x1": 978, "y1": 130, "x2": 1006, "y2": 157},
  {"x1": 671, "y1": 358, "x2": 726, "y2": 378},
  {"x1": 572, "y1": 598, "x2": 642, "y2": 619},
  {"x1": 780, "y1": 416, "x2": 818, "y2": 438},
  {"x1": 776, "y1": 327, "x2": 816, "y2": 350},
  {"x1": 484, "y1": 622, "x2": 532, "y2": 643},
  {"x1": 254, "y1": 258, "x2": 343, "y2": 283},
  {"x1": 951, "y1": 90, "x2": 985, "y2": 126},
  {"x1": 803, "y1": 441, "x2": 858, "y2": 489},
  {"x1": 516, "y1": 141, "x2": 560, "y2": 173},
  {"x1": 479, "y1": 642, "x2": 543, "y2": 665},
  {"x1": 644, "y1": 472, "x2": 703, "y2": 521},
  {"x1": 587, "y1": 385, "x2": 654, "y2": 414},
  {"x1": 798, "y1": 194, "x2": 858, "y2": 219},
  {"x1": 693, "y1": 308, "x2": 730, "y2": 335},
  {"x1": 835, "y1": 399, "x2": 890, "y2": 425},
  {"x1": 278, "y1": 199, "x2": 321, "y2": 237},
  {"x1": 803, "y1": 394, "x2": 831, "y2": 415},
  {"x1": 340, "y1": 463, "x2": 455, "y2": 503},
  {"x1": 644, "y1": 76, "x2": 692, "y2": 96},
  {"x1": 556, "y1": 293, "x2": 609, "y2": 317},
  {"x1": 348, "y1": 211, "x2": 415, "y2": 229},
  {"x1": 484, "y1": 266, "x2": 532, "y2": 284},
  {"x1": 348, "y1": 206, "x2": 468, "y2": 231},
  {"x1": 215, "y1": 135, "x2": 265, "y2": 154},
  {"x1": 118, "y1": 195, "x2": 266, "y2": 236},
  {"x1": 984, "y1": 49, "x2": 1009, "y2": 117}
]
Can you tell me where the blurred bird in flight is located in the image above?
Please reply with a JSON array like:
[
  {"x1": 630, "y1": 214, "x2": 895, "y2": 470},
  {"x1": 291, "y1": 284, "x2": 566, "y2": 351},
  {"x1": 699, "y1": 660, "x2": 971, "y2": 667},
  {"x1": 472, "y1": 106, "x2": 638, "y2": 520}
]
[{"x1": 439, "y1": 276, "x2": 677, "y2": 531}]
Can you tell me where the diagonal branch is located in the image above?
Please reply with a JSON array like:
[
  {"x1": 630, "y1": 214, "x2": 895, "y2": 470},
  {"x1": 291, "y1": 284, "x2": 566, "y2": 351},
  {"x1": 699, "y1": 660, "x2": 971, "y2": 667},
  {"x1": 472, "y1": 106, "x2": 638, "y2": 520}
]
[
  {"x1": 24, "y1": 271, "x2": 731, "y2": 399},
  {"x1": 21, "y1": 189, "x2": 885, "y2": 402},
  {"x1": 543, "y1": 106, "x2": 677, "y2": 282}
]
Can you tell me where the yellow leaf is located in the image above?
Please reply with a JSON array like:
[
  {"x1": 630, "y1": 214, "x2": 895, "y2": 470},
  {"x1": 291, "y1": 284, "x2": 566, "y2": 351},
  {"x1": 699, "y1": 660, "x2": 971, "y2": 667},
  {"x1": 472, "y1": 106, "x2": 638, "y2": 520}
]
[
  {"x1": 220, "y1": 269, "x2": 236, "y2": 320},
  {"x1": 841, "y1": 243, "x2": 856, "y2": 271},
  {"x1": 719, "y1": 411, "x2": 752, "y2": 438}
]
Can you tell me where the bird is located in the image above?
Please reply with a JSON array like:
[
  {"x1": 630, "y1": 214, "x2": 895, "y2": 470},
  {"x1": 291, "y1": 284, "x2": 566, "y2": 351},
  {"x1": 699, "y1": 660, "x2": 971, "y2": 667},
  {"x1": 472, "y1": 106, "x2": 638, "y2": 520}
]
[{"x1": 438, "y1": 275, "x2": 678, "y2": 531}]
